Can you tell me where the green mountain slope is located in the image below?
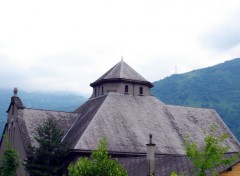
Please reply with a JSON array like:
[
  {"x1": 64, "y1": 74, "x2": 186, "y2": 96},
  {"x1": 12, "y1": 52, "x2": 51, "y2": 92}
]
[
  {"x1": 152, "y1": 58, "x2": 240, "y2": 141},
  {"x1": 0, "y1": 89, "x2": 86, "y2": 135}
]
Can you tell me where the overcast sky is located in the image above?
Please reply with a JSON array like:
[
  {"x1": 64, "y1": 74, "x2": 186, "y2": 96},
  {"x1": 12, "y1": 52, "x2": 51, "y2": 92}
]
[{"x1": 0, "y1": 0, "x2": 240, "y2": 97}]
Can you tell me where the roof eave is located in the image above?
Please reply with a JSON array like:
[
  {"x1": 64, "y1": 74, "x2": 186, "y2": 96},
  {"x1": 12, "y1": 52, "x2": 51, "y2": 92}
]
[{"x1": 90, "y1": 78, "x2": 154, "y2": 88}]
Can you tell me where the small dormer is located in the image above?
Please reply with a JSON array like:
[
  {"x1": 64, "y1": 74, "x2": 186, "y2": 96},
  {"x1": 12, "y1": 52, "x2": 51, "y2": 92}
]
[{"x1": 90, "y1": 60, "x2": 154, "y2": 98}]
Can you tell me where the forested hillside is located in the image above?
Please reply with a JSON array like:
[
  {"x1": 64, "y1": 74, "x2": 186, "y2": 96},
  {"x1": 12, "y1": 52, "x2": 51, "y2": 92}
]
[
  {"x1": 152, "y1": 58, "x2": 240, "y2": 141},
  {"x1": 0, "y1": 89, "x2": 86, "y2": 135}
]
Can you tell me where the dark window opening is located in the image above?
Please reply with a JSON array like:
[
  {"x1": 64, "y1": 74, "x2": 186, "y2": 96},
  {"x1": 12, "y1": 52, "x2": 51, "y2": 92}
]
[
  {"x1": 101, "y1": 86, "x2": 104, "y2": 95},
  {"x1": 125, "y1": 85, "x2": 128, "y2": 93},
  {"x1": 95, "y1": 88, "x2": 97, "y2": 97},
  {"x1": 139, "y1": 87, "x2": 143, "y2": 95}
]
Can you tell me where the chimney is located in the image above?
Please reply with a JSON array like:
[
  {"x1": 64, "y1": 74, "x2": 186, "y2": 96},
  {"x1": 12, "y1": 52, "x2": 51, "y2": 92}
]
[{"x1": 146, "y1": 133, "x2": 156, "y2": 176}]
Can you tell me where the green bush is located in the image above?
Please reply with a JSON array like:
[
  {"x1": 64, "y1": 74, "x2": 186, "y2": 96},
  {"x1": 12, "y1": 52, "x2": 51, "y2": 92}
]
[
  {"x1": 0, "y1": 140, "x2": 19, "y2": 176},
  {"x1": 68, "y1": 137, "x2": 128, "y2": 176}
]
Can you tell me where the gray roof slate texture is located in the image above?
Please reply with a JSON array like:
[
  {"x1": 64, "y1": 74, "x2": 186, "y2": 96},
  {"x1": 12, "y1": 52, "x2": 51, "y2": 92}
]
[
  {"x1": 17, "y1": 108, "x2": 79, "y2": 147},
  {"x1": 13, "y1": 91, "x2": 240, "y2": 175},
  {"x1": 96, "y1": 61, "x2": 147, "y2": 81},
  {"x1": 65, "y1": 93, "x2": 240, "y2": 154},
  {"x1": 17, "y1": 92, "x2": 240, "y2": 155},
  {"x1": 62, "y1": 95, "x2": 108, "y2": 147},
  {"x1": 90, "y1": 60, "x2": 153, "y2": 87},
  {"x1": 118, "y1": 153, "x2": 240, "y2": 176}
]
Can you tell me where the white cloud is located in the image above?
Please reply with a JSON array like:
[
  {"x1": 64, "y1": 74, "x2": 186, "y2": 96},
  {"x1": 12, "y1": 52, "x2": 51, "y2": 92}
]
[
  {"x1": 0, "y1": 0, "x2": 240, "y2": 97},
  {"x1": 200, "y1": 9, "x2": 240, "y2": 51}
]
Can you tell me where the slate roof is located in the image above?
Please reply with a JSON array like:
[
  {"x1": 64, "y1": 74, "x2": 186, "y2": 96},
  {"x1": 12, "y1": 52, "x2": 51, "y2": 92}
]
[
  {"x1": 90, "y1": 60, "x2": 154, "y2": 88},
  {"x1": 17, "y1": 108, "x2": 79, "y2": 148},
  {"x1": 62, "y1": 95, "x2": 108, "y2": 147},
  {"x1": 63, "y1": 93, "x2": 240, "y2": 154},
  {"x1": 117, "y1": 153, "x2": 240, "y2": 176},
  {"x1": 118, "y1": 154, "x2": 193, "y2": 176}
]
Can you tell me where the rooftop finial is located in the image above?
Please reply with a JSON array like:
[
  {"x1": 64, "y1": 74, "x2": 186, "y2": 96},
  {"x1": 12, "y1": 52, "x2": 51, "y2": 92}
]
[
  {"x1": 13, "y1": 87, "x2": 18, "y2": 96},
  {"x1": 121, "y1": 56, "x2": 123, "y2": 62},
  {"x1": 149, "y1": 133, "x2": 153, "y2": 144}
]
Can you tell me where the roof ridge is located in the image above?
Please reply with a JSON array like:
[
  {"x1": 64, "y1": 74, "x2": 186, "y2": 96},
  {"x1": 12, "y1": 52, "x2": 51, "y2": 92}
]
[
  {"x1": 99, "y1": 61, "x2": 122, "y2": 79},
  {"x1": 73, "y1": 94, "x2": 110, "y2": 149},
  {"x1": 212, "y1": 110, "x2": 240, "y2": 146},
  {"x1": 119, "y1": 60, "x2": 124, "y2": 78},
  {"x1": 16, "y1": 109, "x2": 33, "y2": 154},
  {"x1": 24, "y1": 107, "x2": 76, "y2": 113},
  {"x1": 61, "y1": 113, "x2": 82, "y2": 142}
]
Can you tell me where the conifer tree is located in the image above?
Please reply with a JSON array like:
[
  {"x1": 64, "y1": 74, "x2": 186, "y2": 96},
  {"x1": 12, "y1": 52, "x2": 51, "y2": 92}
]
[
  {"x1": 25, "y1": 118, "x2": 68, "y2": 176},
  {"x1": 0, "y1": 140, "x2": 19, "y2": 176}
]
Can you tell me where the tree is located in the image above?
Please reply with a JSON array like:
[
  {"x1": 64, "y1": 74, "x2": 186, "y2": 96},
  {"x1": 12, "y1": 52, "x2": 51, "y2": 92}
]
[
  {"x1": 170, "y1": 171, "x2": 188, "y2": 176},
  {"x1": 0, "y1": 140, "x2": 19, "y2": 176},
  {"x1": 183, "y1": 124, "x2": 237, "y2": 176},
  {"x1": 25, "y1": 118, "x2": 68, "y2": 176},
  {"x1": 68, "y1": 137, "x2": 128, "y2": 176}
]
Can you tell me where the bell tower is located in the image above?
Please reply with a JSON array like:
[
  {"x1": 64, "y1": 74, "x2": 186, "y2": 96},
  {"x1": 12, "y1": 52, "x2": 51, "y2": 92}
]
[{"x1": 90, "y1": 60, "x2": 154, "y2": 98}]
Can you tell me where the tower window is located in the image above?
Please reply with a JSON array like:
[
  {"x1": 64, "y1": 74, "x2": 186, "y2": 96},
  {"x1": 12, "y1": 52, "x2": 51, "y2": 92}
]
[
  {"x1": 139, "y1": 87, "x2": 143, "y2": 95},
  {"x1": 125, "y1": 85, "x2": 128, "y2": 93}
]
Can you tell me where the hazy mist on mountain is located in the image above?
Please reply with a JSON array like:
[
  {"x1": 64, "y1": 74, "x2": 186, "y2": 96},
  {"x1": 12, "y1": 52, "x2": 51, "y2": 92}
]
[{"x1": 0, "y1": 89, "x2": 86, "y2": 135}]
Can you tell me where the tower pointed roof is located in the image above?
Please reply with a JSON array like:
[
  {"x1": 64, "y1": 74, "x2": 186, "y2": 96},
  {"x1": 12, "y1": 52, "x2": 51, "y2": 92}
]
[{"x1": 90, "y1": 60, "x2": 154, "y2": 88}]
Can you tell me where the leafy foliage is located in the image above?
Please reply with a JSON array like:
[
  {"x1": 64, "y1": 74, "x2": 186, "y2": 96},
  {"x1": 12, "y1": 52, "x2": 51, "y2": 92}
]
[
  {"x1": 68, "y1": 137, "x2": 128, "y2": 176},
  {"x1": 152, "y1": 58, "x2": 240, "y2": 141},
  {"x1": 183, "y1": 124, "x2": 238, "y2": 176},
  {"x1": 170, "y1": 171, "x2": 187, "y2": 176},
  {"x1": 25, "y1": 118, "x2": 68, "y2": 176},
  {"x1": 170, "y1": 171, "x2": 178, "y2": 176},
  {"x1": 0, "y1": 140, "x2": 19, "y2": 176}
]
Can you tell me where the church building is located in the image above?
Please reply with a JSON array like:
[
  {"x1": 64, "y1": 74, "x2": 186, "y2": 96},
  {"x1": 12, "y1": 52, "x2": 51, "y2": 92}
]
[{"x1": 0, "y1": 60, "x2": 240, "y2": 175}]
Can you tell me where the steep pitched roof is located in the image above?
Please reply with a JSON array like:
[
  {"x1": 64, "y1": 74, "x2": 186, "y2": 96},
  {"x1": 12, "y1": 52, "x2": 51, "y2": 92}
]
[
  {"x1": 90, "y1": 60, "x2": 154, "y2": 88},
  {"x1": 7, "y1": 96, "x2": 24, "y2": 113},
  {"x1": 17, "y1": 108, "x2": 79, "y2": 148},
  {"x1": 63, "y1": 93, "x2": 240, "y2": 154},
  {"x1": 62, "y1": 95, "x2": 108, "y2": 147}
]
